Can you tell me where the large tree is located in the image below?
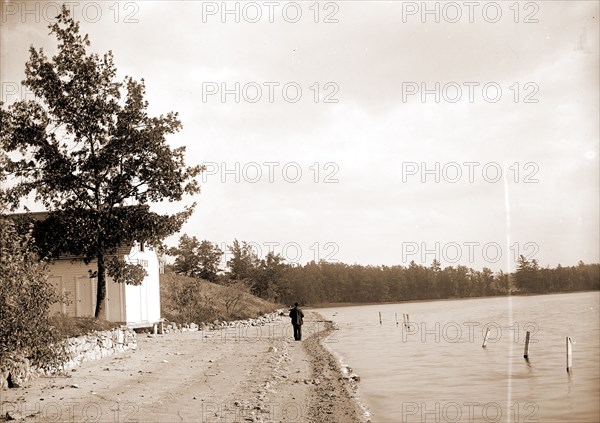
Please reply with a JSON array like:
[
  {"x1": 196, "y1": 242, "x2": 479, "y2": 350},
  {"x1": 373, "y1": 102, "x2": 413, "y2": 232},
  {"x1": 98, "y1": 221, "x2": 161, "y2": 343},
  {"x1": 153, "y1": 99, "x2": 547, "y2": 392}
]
[
  {"x1": 514, "y1": 255, "x2": 541, "y2": 293},
  {"x1": 252, "y1": 251, "x2": 289, "y2": 300},
  {"x1": 169, "y1": 234, "x2": 223, "y2": 282},
  {"x1": 0, "y1": 7, "x2": 202, "y2": 318},
  {"x1": 226, "y1": 239, "x2": 259, "y2": 282}
]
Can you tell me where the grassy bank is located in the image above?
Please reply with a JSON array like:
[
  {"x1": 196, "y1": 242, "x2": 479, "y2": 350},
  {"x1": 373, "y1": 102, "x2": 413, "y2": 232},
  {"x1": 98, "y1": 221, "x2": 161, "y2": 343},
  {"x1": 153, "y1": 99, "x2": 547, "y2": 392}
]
[{"x1": 160, "y1": 271, "x2": 278, "y2": 324}]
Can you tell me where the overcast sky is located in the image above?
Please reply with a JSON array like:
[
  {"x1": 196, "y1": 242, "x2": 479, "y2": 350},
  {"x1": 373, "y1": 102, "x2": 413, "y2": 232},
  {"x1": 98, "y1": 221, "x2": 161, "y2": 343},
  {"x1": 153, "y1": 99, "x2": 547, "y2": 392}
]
[{"x1": 1, "y1": 1, "x2": 598, "y2": 271}]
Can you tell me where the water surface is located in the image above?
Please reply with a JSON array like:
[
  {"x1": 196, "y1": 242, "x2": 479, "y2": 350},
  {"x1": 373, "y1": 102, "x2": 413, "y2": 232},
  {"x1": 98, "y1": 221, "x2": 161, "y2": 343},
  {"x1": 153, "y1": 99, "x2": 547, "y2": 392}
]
[{"x1": 317, "y1": 292, "x2": 600, "y2": 422}]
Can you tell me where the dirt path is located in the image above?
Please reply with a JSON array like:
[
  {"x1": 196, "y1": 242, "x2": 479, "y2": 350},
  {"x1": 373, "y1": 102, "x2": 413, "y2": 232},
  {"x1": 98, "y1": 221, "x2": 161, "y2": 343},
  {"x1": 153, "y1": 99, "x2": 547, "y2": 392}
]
[{"x1": 1, "y1": 312, "x2": 365, "y2": 422}]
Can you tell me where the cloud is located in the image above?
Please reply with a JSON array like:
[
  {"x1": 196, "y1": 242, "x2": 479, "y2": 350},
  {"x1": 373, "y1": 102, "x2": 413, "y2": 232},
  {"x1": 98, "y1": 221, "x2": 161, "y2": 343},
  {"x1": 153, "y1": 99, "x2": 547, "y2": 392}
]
[{"x1": 2, "y1": 0, "x2": 598, "y2": 270}]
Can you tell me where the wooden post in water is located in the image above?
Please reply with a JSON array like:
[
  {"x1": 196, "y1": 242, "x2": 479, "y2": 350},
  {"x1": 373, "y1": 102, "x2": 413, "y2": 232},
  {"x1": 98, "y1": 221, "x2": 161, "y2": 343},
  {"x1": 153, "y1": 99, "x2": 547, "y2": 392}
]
[
  {"x1": 566, "y1": 337, "x2": 573, "y2": 373},
  {"x1": 523, "y1": 331, "x2": 531, "y2": 359},
  {"x1": 379, "y1": 312, "x2": 382, "y2": 325},
  {"x1": 482, "y1": 328, "x2": 490, "y2": 348}
]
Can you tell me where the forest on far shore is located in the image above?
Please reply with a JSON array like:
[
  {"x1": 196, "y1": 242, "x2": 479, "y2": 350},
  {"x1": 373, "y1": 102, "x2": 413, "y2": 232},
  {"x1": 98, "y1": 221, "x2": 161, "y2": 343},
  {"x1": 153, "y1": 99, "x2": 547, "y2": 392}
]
[{"x1": 168, "y1": 236, "x2": 600, "y2": 306}]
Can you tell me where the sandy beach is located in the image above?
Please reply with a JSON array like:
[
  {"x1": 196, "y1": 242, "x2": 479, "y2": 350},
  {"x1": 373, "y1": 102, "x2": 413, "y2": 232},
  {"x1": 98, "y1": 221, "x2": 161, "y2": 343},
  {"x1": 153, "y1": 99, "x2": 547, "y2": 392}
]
[{"x1": 0, "y1": 312, "x2": 365, "y2": 423}]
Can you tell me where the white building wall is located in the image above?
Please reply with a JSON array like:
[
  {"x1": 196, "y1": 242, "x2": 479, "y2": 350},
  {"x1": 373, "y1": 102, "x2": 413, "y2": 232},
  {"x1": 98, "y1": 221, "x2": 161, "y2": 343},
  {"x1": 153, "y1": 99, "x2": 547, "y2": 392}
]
[
  {"x1": 123, "y1": 244, "x2": 161, "y2": 324},
  {"x1": 47, "y1": 245, "x2": 160, "y2": 325},
  {"x1": 145, "y1": 248, "x2": 161, "y2": 323}
]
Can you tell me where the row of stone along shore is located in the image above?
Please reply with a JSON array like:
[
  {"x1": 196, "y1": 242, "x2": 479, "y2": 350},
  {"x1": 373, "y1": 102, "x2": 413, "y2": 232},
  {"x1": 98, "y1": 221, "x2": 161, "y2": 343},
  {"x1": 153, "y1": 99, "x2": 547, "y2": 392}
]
[{"x1": 156, "y1": 309, "x2": 284, "y2": 334}]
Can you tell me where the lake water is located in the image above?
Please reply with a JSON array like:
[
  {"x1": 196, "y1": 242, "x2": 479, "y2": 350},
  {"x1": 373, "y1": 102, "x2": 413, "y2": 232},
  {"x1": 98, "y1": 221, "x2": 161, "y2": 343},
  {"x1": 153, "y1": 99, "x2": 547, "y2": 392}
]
[{"x1": 316, "y1": 292, "x2": 600, "y2": 423}]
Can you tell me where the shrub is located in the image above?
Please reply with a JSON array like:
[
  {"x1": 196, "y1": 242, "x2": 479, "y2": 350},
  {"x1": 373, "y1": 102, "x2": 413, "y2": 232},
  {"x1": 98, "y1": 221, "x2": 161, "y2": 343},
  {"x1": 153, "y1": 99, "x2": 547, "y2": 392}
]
[
  {"x1": 160, "y1": 271, "x2": 277, "y2": 324},
  {"x1": 0, "y1": 216, "x2": 67, "y2": 371},
  {"x1": 161, "y1": 272, "x2": 219, "y2": 324}
]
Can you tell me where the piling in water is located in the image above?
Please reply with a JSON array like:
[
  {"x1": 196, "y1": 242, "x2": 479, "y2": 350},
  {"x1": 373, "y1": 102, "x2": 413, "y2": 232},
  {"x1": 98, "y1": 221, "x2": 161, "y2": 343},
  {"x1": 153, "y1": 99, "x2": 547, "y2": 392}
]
[
  {"x1": 379, "y1": 312, "x2": 382, "y2": 325},
  {"x1": 482, "y1": 328, "x2": 490, "y2": 348},
  {"x1": 403, "y1": 313, "x2": 410, "y2": 328},
  {"x1": 523, "y1": 331, "x2": 531, "y2": 359},
  {"x1": 566, "y1": 337, "x2": 573, "y2": 373}
]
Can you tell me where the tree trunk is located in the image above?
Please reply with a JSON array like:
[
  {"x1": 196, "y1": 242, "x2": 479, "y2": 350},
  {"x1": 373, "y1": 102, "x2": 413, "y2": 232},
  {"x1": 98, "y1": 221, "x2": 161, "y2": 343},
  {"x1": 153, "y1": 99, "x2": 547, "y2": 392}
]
[{"x1": 94, "y1": 252, "x2": 106, "y2": 319}]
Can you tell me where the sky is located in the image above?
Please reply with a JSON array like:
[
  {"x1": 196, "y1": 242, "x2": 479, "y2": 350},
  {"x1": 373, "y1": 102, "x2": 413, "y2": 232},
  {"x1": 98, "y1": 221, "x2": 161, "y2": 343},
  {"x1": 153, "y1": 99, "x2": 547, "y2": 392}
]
[{"x1": 1, "y1": 0, "x2": 599, "y2": 272}]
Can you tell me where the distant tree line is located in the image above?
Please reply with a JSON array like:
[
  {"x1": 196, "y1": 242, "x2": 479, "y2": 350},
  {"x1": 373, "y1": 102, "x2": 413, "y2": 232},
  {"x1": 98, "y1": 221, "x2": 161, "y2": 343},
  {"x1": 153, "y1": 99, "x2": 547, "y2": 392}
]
[{"x1": 168, "y1": 234, "x2": 600, "y2": 305}]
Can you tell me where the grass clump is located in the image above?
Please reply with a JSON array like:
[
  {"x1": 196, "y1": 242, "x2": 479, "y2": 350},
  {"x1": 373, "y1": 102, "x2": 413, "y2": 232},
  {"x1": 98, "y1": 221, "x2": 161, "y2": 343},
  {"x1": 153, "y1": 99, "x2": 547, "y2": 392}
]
[{"x1": 49, "y1": 314, "x2": 122, "y2": 339}]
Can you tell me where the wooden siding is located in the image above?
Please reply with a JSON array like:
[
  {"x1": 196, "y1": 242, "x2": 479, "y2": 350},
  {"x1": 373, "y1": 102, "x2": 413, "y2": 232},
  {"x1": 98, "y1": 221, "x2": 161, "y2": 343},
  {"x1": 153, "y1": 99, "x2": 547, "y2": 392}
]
[{"x1": 46, "y1": 244, "x2": 160, "y2": 324}]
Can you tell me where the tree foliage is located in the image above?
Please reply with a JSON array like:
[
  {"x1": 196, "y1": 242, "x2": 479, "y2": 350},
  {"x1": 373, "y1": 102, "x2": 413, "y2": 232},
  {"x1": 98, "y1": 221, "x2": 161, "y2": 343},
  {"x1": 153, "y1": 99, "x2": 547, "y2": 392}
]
[
  {"x1": 226, "y1": 239, "x2": 260, "y2": 282},
  {"x1": 276, "y1": 258, "x2": 598, "y2": 305},
  {"x1": 514, "y1": 255, "x2": 541, "y2": 292},
  {"x1": 168, "y1": 236, "x2": 291, "y2": 301},
  {"x1": 0, "y1": 215, "x2": 66, "y2": 371},
  {"x1": 252, "y1": 251, "x2": 289, "y2": 300},
  {"x1": 169, "y1": 234, "x2": 222, "y2": 282},
  {"x1": 170, "y1": 236, "x2": 599, "y2": 305},
  {"x1": 0, "y1": 7, "x2": 202, "y2": 318}
]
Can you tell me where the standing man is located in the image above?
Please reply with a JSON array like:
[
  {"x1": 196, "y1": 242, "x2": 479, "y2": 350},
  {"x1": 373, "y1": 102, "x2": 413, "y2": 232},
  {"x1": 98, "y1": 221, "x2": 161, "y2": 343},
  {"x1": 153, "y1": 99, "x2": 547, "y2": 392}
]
[{"x1": 289, "y1": 302, "x2": 304, "y2": 341}]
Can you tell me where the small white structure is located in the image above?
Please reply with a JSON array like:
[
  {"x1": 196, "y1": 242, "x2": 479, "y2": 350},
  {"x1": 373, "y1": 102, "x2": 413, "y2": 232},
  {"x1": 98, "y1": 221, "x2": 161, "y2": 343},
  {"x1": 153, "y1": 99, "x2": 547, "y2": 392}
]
[
  {"x1": 10, "y1": 211, "x2": 162, "y2": 326},
  {"x1": 47, "y1": 241, "x2": 162, "y2": 325}
]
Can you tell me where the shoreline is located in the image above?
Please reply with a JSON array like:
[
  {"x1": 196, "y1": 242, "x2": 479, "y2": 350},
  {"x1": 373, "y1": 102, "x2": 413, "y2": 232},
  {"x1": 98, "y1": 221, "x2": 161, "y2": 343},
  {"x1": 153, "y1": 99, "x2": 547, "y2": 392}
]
[
  {"x1": 0, "y1": 312, "x2": 365, "y2": 423},
  {"x1": 307, "y1": 313, "x2": 371, "y2": 422},
  {"x1": 304, "y1": 313, "x2": 369, "y2": 423}
]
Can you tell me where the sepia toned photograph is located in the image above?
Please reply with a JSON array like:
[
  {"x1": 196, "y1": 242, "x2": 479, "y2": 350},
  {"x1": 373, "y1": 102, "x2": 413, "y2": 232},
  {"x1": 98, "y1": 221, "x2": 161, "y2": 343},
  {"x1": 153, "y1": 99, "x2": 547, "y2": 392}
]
[{"x1": 1, "y1": 1, "x2": 598, "y2": 422}]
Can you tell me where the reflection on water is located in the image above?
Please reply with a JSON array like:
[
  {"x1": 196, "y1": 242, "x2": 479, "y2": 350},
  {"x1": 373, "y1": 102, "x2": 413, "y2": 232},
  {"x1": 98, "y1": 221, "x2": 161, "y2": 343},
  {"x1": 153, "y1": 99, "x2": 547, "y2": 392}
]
[{"x1": 317, "y1": 292, "x2": 600, "y2": 423}]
